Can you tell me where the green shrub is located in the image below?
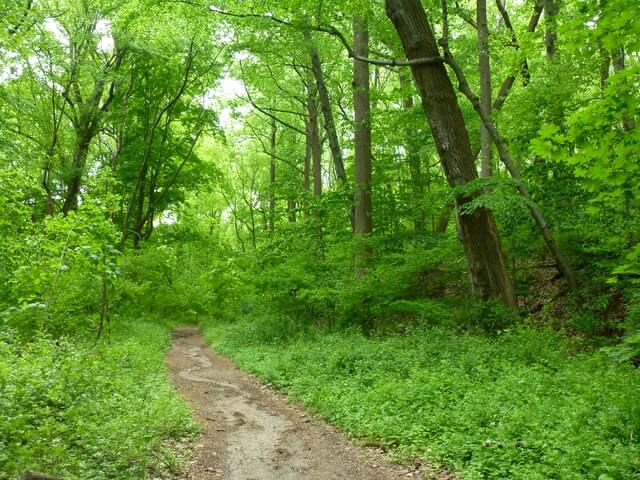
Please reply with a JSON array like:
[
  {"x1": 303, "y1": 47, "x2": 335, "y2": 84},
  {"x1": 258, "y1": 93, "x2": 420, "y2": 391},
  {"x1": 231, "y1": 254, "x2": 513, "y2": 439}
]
[{"x1": 0, "y1": 320, "x2": 197, "y2": 479}]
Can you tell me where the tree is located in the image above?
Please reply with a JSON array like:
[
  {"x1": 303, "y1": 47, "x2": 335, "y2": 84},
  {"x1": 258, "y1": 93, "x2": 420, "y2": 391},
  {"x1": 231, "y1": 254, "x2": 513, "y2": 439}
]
[
  {"x1": 353, "y1": 15, "x2": 373, "y2": 275},
  {"x1": 385, "y1": 0, "x2": 516, "y2": 308}
]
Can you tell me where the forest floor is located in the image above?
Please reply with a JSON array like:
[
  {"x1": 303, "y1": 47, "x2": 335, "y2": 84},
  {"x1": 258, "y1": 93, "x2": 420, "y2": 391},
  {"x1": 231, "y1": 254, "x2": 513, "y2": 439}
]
[{"x1": 166, "y1": 327, "x2": 450, "y2": 480}]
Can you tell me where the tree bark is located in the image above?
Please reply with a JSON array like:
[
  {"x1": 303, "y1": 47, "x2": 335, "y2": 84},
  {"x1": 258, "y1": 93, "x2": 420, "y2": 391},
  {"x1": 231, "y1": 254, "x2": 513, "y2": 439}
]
[
  {"x1": 477, "y1": 0, "x2": 492, "y2": 177},
  {"x1": 62, "y1": 132, "x2": 93, "y2": 214},
  {"x1": 269, "y1": 118, "x2": 277, "y2": 234},
  {"x1": 386, "y1": 0, "x2": 516, "y2": 309},
  {"x1": 436, "y1": 201, "x2": 454, "y2": 234},
  {"x1": 399, "y1": 72, "x2": 426, "y2": 233},
  {"x1": 304, "y1": 124, "x2": 311, "y2": 193},
  {"x1": 612, "y1": 46, "x2": 636, "y2": 132},
  {"x1": 543, "y1": 0, "x2": 558, "y2": 58},
  {"x1": 305, "y1": 31, "x2": 349, "y2": 186},
  {"x1": 353, "y1": 15, "x2": 373, "y2": 276},
  {"x1": 307, "y1": 83, "x2": 322, "y2": 198},
  {"x1": 288, "y1": 199, "x2": 297, "y2": 222},
  {"x1": 599, "y1": 45, "x2": 611, "y2": 91}
]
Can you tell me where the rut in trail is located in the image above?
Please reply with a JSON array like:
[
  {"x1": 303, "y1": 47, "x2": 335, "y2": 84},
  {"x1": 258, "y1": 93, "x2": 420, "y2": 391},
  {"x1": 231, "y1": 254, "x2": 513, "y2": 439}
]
[{"x1": 166, "y1": 327, "x2": 444, "y2": 480}]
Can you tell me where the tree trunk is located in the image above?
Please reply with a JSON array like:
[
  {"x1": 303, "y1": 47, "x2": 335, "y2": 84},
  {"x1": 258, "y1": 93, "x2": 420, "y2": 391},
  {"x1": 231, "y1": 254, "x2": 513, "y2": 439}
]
[
  {"x1": 599, "y1": 45, "x2": 611, "y2": 91},
  {"x1": 386, "y1": 0, "x2": 516, "y2": 309},
  {"x1": 477, "y1": 0, "x2": 492, "y2": 177},
  {"x1": 305, "y1": 32, "x2": 348, "y2": 186},
  {"x1": 353, "y1": 15, "x2": 373, "y2": 276},
  {"x1": 436, "y1": 201, "x2": 454, "y2": 234},
  {"x1": 443, "y1": 46, "x2": 578, "y2": 289},
  {"x1": 543, "y1": 0, "x2": 558, "y2": 58},
  {"x1": 307, "y1": 80, "x2": 323, "y2": 198},
  {"x1": 269, "y1": 118, "x2": 276, "y2": 234},
  {"x1": 399, "y1": 72, "x2": 426, "y2": 233},
  {"x1": 612, "y1": 46, "x2": 636, "y2": 132},
  {"x1": 62, "y1": 133, "x2": 92, "y2": 214},
  {"x1": 304, "y1": 124, "x2": 311, "y2": 193},
  {"x1": 288, "y1": 199, "x2": 297, "y2": 222},
  {"x1": 42, "y1": 162, "x2": 55, "y2": 216}
]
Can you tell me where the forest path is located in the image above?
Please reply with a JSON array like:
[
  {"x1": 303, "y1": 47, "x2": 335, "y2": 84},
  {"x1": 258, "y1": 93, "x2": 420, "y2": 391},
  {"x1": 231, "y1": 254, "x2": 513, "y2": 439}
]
[{"x1": 166, "y1": 327, "x2": 437, "y2": 480}]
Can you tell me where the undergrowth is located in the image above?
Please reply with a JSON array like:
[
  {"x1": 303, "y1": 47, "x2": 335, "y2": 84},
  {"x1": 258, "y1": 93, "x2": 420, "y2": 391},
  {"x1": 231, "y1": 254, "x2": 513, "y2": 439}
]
[
  {"x1": 202, "y1": 312, "x2": 640, "y2": 480},
  {"x1": 0, "y1": 319, "x2": 197, "y2": 480}
]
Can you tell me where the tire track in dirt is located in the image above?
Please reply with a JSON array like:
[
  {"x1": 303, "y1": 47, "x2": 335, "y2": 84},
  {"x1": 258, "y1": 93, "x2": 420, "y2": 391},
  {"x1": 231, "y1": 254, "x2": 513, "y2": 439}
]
[{"x1": 166, "y1": 327, "x2": 444, "y2": 479}]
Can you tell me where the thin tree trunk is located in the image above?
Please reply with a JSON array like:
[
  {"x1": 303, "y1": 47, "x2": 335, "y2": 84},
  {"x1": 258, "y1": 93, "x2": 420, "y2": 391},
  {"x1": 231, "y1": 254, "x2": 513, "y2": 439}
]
[
  {"x1": 599, "y1": 45, "x2": 610, "y2": 92},
  {"x1": 304, "y1": 123, "x2": 311, "y2": 193},
  {"x1": 386, "y1": 0, "x2": 517, "y2": 308},
  {"x1": 288, "y1": 199, "x2": 297, "y2": 222},
  {"x1": 477, "y1": 0, "x2": 492, "y2": 177},
  {"x1": 612, "y1": 46, "x2": 636, "y2": 132},
  {"x1": 234, "y1": 216, "x2": 246, "y2": 253},
  {"x1": 543, "y1": 0, "x2": 558, "y2": 58},
  {"x1": 353, "y1": 15, "x2": 373, "y2": 276},
  {"x1": 305, "y1": 32, "x2": 348, "y2": 186},
  {"x1": 269, "y1": 118, "x2": 276, "y2": 234},
  {"x1": 306, "y1": 74, "x2": 325, "y2": 254},
  {"x1": 490, "y1": 1, "x2": 542, "y2": 115},
  {"x1": 441, "y1": 35, "x2": 578, "y2": 289},
  {"x1": 400, "y1": 72, "x2": 426, "y2": 233},
  {"x1": 307, "y1": 78, "x2": 323, "y2": 198},
  {"x1": 96, "y1": 248, "x2": 110, "y2": 341}
]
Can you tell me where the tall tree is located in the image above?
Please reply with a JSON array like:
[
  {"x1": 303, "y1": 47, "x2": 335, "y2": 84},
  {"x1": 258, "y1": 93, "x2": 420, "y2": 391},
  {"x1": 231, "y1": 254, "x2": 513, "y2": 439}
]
[
  {"x1": 305, "y1": 31, "x2": 348, "y2": 188},
  {"x1": 477, "y1": 0, "x2": 492, "y2": 177},
  {"x1": 385, "y1": 0, "x2": 516, "y2": 308},
  {"x1": 353, "y1": 14, "x2": 373, "y2": 275}
]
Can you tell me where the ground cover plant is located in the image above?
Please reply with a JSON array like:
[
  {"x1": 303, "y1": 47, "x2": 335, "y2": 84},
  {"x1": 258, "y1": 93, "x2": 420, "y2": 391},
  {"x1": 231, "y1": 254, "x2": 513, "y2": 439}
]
[
  {"x1": 0, "y1": 320, "x2": 197, "y2": 480},
  {"x1": 203, "y1": 313, "x2": 640, "y2": 480}
]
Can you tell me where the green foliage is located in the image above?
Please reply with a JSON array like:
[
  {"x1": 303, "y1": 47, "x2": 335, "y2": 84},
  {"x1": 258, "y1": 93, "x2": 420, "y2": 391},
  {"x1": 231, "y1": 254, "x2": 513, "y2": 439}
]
[
  {"x1": 203, "y1": 316, "x2": 640, "y2": 480},
  {"x1": 244, "y1": 230, "x2": 466, "y2": 333},
  {"x1": 1, "y1": 177, "x2": 122, "y2": 338},
  {"x1": 118, "y1": 220, "x2": 247, "y2": 322},
  {"x1": 0, "y1": 320, "x2": 197, "y2": 479},
  {"x1": 602, "y1": 329, "x2": 640, "y2": 364}
]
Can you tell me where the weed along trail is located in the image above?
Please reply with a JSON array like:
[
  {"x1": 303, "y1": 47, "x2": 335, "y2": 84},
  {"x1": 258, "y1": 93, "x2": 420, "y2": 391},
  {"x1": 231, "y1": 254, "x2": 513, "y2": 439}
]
[{"x1": 166, "y1": 327, "x2": 428, "y2": 480}]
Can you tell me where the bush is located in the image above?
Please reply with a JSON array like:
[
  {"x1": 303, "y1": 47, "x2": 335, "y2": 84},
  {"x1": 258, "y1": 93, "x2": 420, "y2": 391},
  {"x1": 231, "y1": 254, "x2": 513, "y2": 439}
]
[{"x1": 0, "y1": 320, "x2": 197, "y2": 479}]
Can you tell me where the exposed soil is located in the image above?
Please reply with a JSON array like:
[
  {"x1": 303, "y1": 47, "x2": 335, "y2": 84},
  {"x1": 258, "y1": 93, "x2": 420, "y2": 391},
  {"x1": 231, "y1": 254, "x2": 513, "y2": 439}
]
[{"x1": 166, "y1": 327, "x2": 450, "y2": 480}]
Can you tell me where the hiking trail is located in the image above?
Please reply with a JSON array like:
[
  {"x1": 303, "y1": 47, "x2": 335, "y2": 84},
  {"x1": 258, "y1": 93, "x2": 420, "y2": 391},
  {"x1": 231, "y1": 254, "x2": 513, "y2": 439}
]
[{"x1": 166, "y1": 327, "x2": 445, "y2": 480}]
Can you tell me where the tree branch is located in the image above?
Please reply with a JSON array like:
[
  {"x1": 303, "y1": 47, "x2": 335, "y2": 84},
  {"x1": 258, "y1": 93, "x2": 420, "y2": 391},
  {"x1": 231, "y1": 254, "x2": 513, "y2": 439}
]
[
  {"x1": 209, "y1": 7, "x2": 443, "y2": 67},
  {"x1": 239, "y1": 63, "x2": 307, "y2": 136},
  {"x1": 245, "y1": 121, "x2": 305, "y2": 175}
]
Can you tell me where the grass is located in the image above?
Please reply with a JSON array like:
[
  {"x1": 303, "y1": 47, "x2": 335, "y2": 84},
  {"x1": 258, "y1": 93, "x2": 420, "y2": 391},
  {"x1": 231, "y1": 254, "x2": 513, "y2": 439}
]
[
  {"x1": 0, "y1": 318, "x2": 197, "y2": 480},
  {"x1": 202, "y1": 312, "x2": 640, "y2": 480}
]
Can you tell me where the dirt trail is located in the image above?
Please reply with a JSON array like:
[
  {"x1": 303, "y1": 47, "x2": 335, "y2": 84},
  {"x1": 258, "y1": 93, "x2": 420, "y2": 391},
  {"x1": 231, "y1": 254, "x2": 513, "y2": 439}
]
[{"x1": 166, "y1": 327, "x2": 435, "y2": 480}]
